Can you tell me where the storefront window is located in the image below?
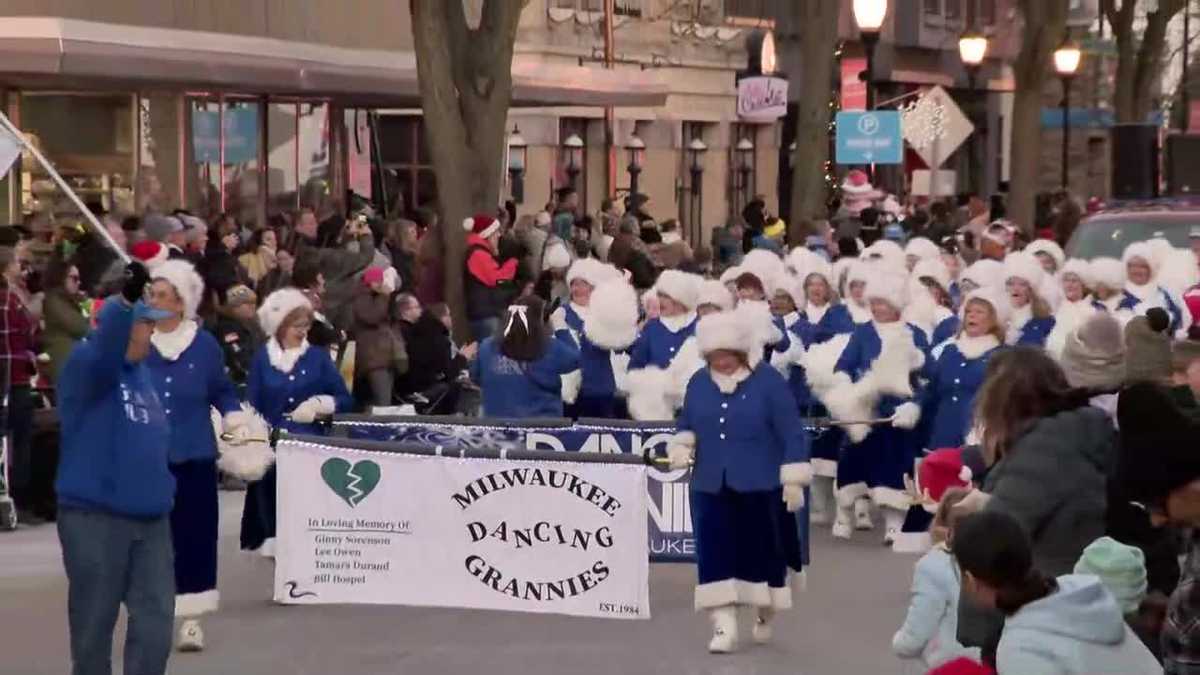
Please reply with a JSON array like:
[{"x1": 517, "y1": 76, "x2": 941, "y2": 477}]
[
  {"x1": 298, "y1": 102, "x2": 333, "y2": 217},
  {"x1": 137, "y1": 93, "x2": 183, "y2": 214},
  {"x1": 223, "y1": 99, "x2": 261, "y2": 230},
  {"x1": 378, "y1": 115, "x2": 436, "y2": 216},
  {"x1": 18, "y1": 92, "x2": 136, "y2": 219},
  {"x1": 267, "y1": 102, "x2": 300, "y2": 218},
  {"x1": 187, "y1": 97, "x2": 222, "y2": 219}
]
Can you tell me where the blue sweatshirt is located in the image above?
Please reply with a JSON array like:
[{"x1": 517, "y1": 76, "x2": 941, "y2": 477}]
[
  {"x1": 471, "y1": 335, "x2": 580, "y2": 418},
  {"x1": 145, "y1": 327, "x2": 241, "y2": 464},
  {"x1": 56, "y1": 299, "x2": 176, "y2": 518},
  {"x1": 246, "y1": 343, "x2": 354, "y2": 435}
]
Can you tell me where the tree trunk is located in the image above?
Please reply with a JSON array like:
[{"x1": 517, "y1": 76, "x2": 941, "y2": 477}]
[
  {"x1": 411, "y1": 0, "x2": 522, "y2": 343},
  {"x1": 787, "y1": 0, "x2": 840, "y2": 242},
  {"x1": 1105, "y1": 0, "x2": 1186, "y2": 124},
  {"x1": 1010, "y1": 0, "x2": 1070, "y2": 235}
]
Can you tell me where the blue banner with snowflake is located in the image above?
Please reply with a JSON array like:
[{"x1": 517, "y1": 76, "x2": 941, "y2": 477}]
[{"x1": 333, "y1": 417, "x2": 695, "y2": 562}]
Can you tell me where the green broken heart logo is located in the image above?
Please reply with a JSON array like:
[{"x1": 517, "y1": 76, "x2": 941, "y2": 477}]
[{"x1": 320, "y1": 458, "x2": 381, "y2": 508}]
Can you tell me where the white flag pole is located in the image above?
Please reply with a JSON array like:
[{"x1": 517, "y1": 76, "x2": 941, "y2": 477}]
[{"x1": 0, "y1": 110, "x2": 130, "y2": 264}]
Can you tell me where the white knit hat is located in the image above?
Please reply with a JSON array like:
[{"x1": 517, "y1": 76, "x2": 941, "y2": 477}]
[
  {"x1": 863, "y1": 266, "x2": 909, "y2": 310},
  {"x1": 961, "y1": 286, "x2": 1012, "y2": 327},
  {"x1": 566, "y1": 257, "x2": 618, "y2": 288},
  {"x1": 904, "y1": 237, "x2": 941, "y2": 263},
  {"x1": 654, "y1": 269, "x2": 702, "y2": 310},
  {"x1": 960, "y1": 259, "x2": 1004, "y2": 290},
  {"x1": 1089, "y1": 257, "x2": 1126, "y2": 291},
  {"x1": 1003, "y1": 251, "x2": 1046, "y2": 290},
  {"x1": 152, "y1": 259, "x2": 205, "y2": 320},
  {"x1": 1060, "y1": 258, "x2": 1093, "y2": 288},
  {"x1": 696, "y1": 309, "x2": 754, "y2": 356},
  {"x1": 697, "y1": 279, "x2": 734, "y2": 311},
  {"x1": 258, "y1": 288, "x2": 313, "y2": 338},
  {"x1": 1025, "y1": 239, "x2": 1066, "y2": 272}
]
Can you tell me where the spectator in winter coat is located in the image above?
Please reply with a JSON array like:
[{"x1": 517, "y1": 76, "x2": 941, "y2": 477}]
[
  {"x1": 608, "y1": 217, "x2": 658, "y2": 291},
  {"x1": 143, "y1": 214, "x2": 188, "y2": 258},
  {"x1": 211, "y1": 285, "x2": 264, "y2": 388},
  {"x1": 198, "y1": 219, "x2": 245, "y2": 309},
  {"x1": 41, "y1": 257, "x2": 89, "y2": 384},
  {"x1": 651, "y1": 219, "x2": 694, "y2": 270},
  {"x1": 71, "y1": 218, "x2": 126, "y2": 296},
  {"x1": 463, "y1": 214, "x2": 519, "y2": 342},
  {"x1": 414, "y1": 208, "x2": 445, "y2": 306},
  {"x1": 291, "y1": 211, "x2": 376, "y2": 333},
  {"x1": 352, "y1": 267, "x2": 403, "y2": 407},
  {"x1": 291, "y1": 256, "x2": 343, "y2": 350},
  {"x1": 394, "y1": 295, "x2": 470, "y2": 414},
  {"x1": 0, "y1": 246, "x2": 39, "y2": 520},
  {"x1": 237, "y1": 227, "x2": 278, "y2": 290},
  {"x1": 711, "y1": 220, "x2": 745, "y2": 271}
]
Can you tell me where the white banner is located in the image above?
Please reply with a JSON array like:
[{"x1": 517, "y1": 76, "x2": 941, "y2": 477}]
[{"x1": 274, "y1": 440, "x2": 651, "y2": 620}]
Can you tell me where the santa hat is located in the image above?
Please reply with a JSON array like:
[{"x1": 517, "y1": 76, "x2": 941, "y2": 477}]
[
  {"x1": 840, "y1": 169, "x2": 876, "y2": 197},
  {"x1": 918, "y1": 448, "x2": 974, "y2": 512},
  {"x1": 258, "y1": 287, "x2": 312, "y2": 339},
  {"x1": 1123, "y1": 241, "x2": 1161, "y2": 277},
  {"x1": 863, "y1": 266, "x2": 909, "y2": 311},
  {"x1": 862, "y1": 239, "x2": 907, "y2": 271},
  {"x1": 583, "y1": 277, "x2": 640, "y2": 350},
  {"x1": 696, "y1": 279, "x2": 734, "y2": 312},
  {"x1": 1059, "y1": 258, "x2": 1093, "y2": 288},
  {"x1": 463, "y1": 213, "x2": 501, "y2": 239},
  {"x1": 131, "y1": 240, "x2": 169, "y2": 270},
  {"x1": 566, "y1": 257, "x2": 617, "y2": 289},
  {"x1": 1003, "y1": 251, "x2": 1046, "y2": 290},
  {"x1": 962, "y1": 286, "x2": 1012, "y2": 327},
  {"x1": 927, "y1": 657, "x2": 994, "y2": 675},
  {"x1": 960, "y1": 259, "x2": 1004, "y2": 290},
  {"x1": 1088, "y1": 256, "x2": 1126, "y2": 291},
  {"x1": 904, "y1": 237, "x2": 941, "y2": 263},
  {"x1": 152, "y1": 259, "x2": 205, "y2": 320},
  {"x1": 654, "y1": 269, "x2": 702, "y2": 310},
  {"x1": 696, "y1": 308, "x2": 754, "y2": 356},
  {"x1": 363, "y1": 266, "x2": 385, "y2": 287},
  {"x1": 912, "y1": 257, "x2": 952, "y2": 293},
  {"x1": 1025, "y1": 238, "x2": 1066, "y2": 272}
]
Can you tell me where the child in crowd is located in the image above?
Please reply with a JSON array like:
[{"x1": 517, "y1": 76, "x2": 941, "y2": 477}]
[
  {"x1": 1073, "y1": 536, "x2": 1166, "y2": 661},
  {"x1": 1171, "y1": 339, "x2": 1200, "y2": 408},
  {"x1": 893, "y1": 487, "x2": 981, "y2": 671}
]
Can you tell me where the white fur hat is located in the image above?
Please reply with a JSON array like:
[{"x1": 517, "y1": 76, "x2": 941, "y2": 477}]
[
  {"x1": 1122, "y1": 241, "x2": 1160, "y2": 276},
  {"x1": 788, "y1": 246, "x2": 834, "y2": 284},
  {"x1": 1003, "y1": 251, "x2": 1046, "y2": 289},
  {"x1": 584, "y1": 277, "x2": 640, "y2": 350},
  {"x1": 1060, "y1": 258, "x2": 1093, "y2": 288},
  {"x1": 718, "y1": 265, "x2": 742, "y2": 285},
  {"x1": 863, "y1": 239, "x2": 907, "y2": 271},
  {"x1": 770, "y1": 274, "x2": 805, "y2": 306},
  {"x1": 846, "y1": 259, "x2": 874, "y2": 288},
  {"x1": 1158, "y1": 247, "x2": 1200, "y2": 296},
  {"x1": 258, "y1": 287, "x2": 312, "y2": 338},
  {"x1": 904, "y1": 237, "x2": 941, "y2": 263},
  {"x1": 864, "y1": 266, "x2": 909, "y2": 310},
  {"x1": 1025, "y1": 239, "x2": 1066, "y2": 271},
  {"x1": 962, "y1": 286, "x2": 1012, "y2": 327},
  {"x1": 697, "y1": 279, "x2": 734, "y2": 311},
  {"x1": 960, "y1": 259, "x2": 1004, "y2": 290},
  {"x1": 654, "y1": 269, "x2": 702, "y2": 309},
  {"x1": 1089, "y1": 257, "x2": 1126, "y2": 291},
  {"x1": 152, "y1": 259, "x2": 205, "y2": 320},
  {"x1": 696, "y1": 309, "x2": 754, "y2": 356},
  {"x1": 912, "y1": 257, "x2": 952, "y2": 292},
  {"x1": 566, "y1": 257, "x2": 617, "y2": 288},
  {"x1": 740, "y1": 249, "x2": 787, "y2": 289},
  {"x1": 543, "y1": 241, "x2": 573, "y2": 271}
]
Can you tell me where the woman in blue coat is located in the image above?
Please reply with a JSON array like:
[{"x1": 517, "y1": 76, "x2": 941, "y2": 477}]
[
  {"x1": 471, "y1": 294, "x2": 580, "y2": 418},
  {"x1": 240, "y1": 288, "x2": 354, "y2": 556},
  {"x1": 667, "y1": 309, "x2": 811, "y2": 654},
  {"x1": 627, "y1": 269, "x2": 701, "y2": 370},
  {"x1": 822, "y1": 266, "x2": 929, "y2": 545},
  {"x1": 145, "y1": 260, "x2": 245, "y2": 652},
  {"x1": 1003, "y1": 252, "x2": 1056, "y2": 348},
  {"x1": 921, "y1": 287, "x2": 1007, "y2": 450}
]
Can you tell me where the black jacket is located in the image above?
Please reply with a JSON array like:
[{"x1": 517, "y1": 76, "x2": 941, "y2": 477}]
[
  {"x1": 211, "y1": 314, "x2": 264, "y2": 387},
  {"x1": 395, "y1": 312, "x2": 463, "y2": 395}
]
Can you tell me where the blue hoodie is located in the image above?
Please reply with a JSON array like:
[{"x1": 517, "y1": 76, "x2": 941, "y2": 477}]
[
  {"x1": 996, "y1": 574, "x2": 1160, "y2": 675},
  {"x1": 55, "y1": 299, "x2": 176, "y2": 518}
]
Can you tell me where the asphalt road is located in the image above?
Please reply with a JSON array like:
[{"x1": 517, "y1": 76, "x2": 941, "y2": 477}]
[{"x1": 0, "y1": 493, "x2": 921, "y2": 675}]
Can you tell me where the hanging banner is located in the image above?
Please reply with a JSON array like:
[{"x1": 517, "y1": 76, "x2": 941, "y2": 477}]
[
  {"x1": 840, "y1": 57, "x2": 868, "y2": 112},
  {"x1": 274, "y1": 439, "x2": 651, "y2": 619},
  {"x1": 337, "y1": 418, "x2": 695, "y2": 562},
  {"x1": 737, "y1": 76, "x2": 789, "y2": 123}
]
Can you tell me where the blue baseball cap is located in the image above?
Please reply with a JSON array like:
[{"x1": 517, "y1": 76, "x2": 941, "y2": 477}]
[{"x1": 132, "y1": 300, "x2": 173, "y2": 323}]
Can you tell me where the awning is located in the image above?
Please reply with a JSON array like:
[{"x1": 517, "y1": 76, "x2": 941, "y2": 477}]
[{"x1": 0, "y1": 17, "x2": 668, "y2": 108}]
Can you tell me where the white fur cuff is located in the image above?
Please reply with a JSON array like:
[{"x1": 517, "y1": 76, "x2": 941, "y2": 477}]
[
  {"x1": 780, "y1": 462, "x2": 813, "y2": 487},
  {"x1": 222, "y1": 409, "x2": 253, "y2": 433},
  {"x1": 670, "y1": 431, "x2": 696, "y2": 448},
  {"x1": 667, "y1": 443, "x2": 694, "y2": 470},
  {"x1": 891, "y1": 402, "x2": 921, "y2": 430},
  {"x1": 314, "y1": 395, "x2": 336, "y2": 415},
  {"x1": 175, "y1": 589, "x2": 219, "y2": 617}
]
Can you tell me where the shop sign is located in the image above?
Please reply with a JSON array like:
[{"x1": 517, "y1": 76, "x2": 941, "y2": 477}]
[
  {"x1": 192, "y1": 108, "x2": 258, "y2": 164},
  {"x1": 737, "y1": 76, "x2": 788, "y2": 123}
]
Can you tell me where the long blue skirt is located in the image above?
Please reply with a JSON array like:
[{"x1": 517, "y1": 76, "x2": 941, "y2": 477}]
[{"x1": 170, "y1": 459, "x2": 219, "y2": 616}]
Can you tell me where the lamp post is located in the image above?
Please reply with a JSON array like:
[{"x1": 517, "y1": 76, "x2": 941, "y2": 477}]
[
  {"x1": 562, "y1": 132, "x2": 584, "y2": 191},
  {"x1": 853, "y1": 0, "x2": 888, "y2": 112},
  {"x1": 1054, "y1": 38, "x2": 1082, "y2": 192},
  {"x1": 958, "y1": 29, "x2": 988, "y2": 194},
  {"x1": 735, "y1": 136, "x2": 754, "y2": 214},
  {"x1": 625, "y1": 131, "x2": 645, "y2": 197},
  {"x1": 687, "y1": 137, "x2": 707, "y2": 245},
  {"x1": 507, "y1": 125, "x2": 527, "y2": 205}
]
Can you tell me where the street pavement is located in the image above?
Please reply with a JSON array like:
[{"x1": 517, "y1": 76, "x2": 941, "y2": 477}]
[{"x1": 1, "y1": 493, "x2": 920, "y2": 674}]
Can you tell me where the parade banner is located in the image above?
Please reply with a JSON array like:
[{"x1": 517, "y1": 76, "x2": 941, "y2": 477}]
[
  {"x1": 335, "y1": 417, "x2": 696, "y2": 562},
  {"x1": 274, "y1": 439, "x2": 651, "y2": 620}
]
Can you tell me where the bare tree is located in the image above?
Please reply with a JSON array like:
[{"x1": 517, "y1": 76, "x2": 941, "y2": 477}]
[
  {"x1": 787, "y1": 0, "x2": 840, "y2": 239},
  {"x1": 1009, "y1": 0, "x2": 1070, "y2": 234},
  {"x1": 410, "y1": 0, "x2": 525, "y2": 340},
  {"x1": 1103, "y1": 0, "x2": 1187, "y2": 123}
]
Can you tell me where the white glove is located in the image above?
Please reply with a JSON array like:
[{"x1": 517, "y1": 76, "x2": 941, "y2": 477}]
[
  {"x1": 782, "y1": 483, "x2": 806, "y2": 513},
  {"x1": 891, "y1": 402, "x2": 921, "y2": 430},
  {"x1": 222, "y1": 410, "x2": 253, "y2": 440},
  {"x1": 381, "y1": 267, "x2": 399, "y2": 294},
  {"x1": 290, "y1": 395, "x2": 335, "y2": 424},
  {"x1": 666, "y1": 431, "x2": 695, "y2": 470}
]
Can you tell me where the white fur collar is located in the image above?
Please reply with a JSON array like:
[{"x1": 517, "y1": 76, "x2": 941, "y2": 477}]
[
  {"x1": 847, "y1": 302, "x2": 871, "y2": 324},
  {"x1": 150, "y1": 320, "x2": 198, "y2": 362},
  {"x1": 710, "y1": 367, "x2": 751, "y2": 394},
  {"x1": 1007, "y1": 304, "x2": 1032, "y2": 344},
  {"x1": 268, "y1": 338, "x2": 310, "y2": 373},
  {"x1": 954, "y1": 334, "x2": 1000, "y2": 360},
  {"x1": 1125, "y1": 281, "x2": 1157, "y2": 301},
  {"x1": 806, "y1": 302, "x2": 829, "y2": 325},
  {"x1": 781, "y1": 311, "x2": 801, "y2": 329},
  {"x1": 660, "y1": 312, "x2": 696, "y2": 334},
  {"x1": 568, "y1": 302, "x2": 591, "y2": 324},
  {"x1": 873, "y1": 319, "x2": 906, "y2": 338},
  {"x1": 1097, "y1": 294, "x2": 1121, "y2": 312}
]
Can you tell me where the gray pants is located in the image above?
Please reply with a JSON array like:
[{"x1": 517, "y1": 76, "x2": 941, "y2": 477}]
[
  {"x1": 58, "y1": 508, "x2": 175, "y2": 675},
  {"x1": 366, "y1": 369, "x2": 394, "y2": 408}
]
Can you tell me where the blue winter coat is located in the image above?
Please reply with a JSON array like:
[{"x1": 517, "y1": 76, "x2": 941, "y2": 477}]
[
  {"x1": 1012, "y1": 316, "x2": 1056, "y2": 348},
  {"x1": 921, "y1": 340, "x2": 1000, "y2": 449},
  {"x1": 146, "y1": 328, "x2": 242, "y2": 464},
  {"x1": 246, "y1": 344, "x2": 354, "y2": 436},
  {"x1": 835, "y1": 322, "x2": 930, "y2": 417},
  {"x1": 56, "y1": 299, "x2": 176, "y2": 518},
  {"x1": 678, "y1": 363, "x2": 809, "y2": 494},
  {"x1": 1120, "y1": 285, "x2": 1187, "y2": 334},
  {"x1": 556, "y1": 305, "x2": 617, "y2": 399},
  {"x1": 1095, "y1": 290, "x2": 1141, "y2": 313},
  {"x1": 931, "y1": 315, "x2": 960, "y2": 347},
  {"x1": 628, "y1": 316, "x2": 696, "y2": 370},
  {"x1": 793, "y1": 303, "x2": 856, "y2": 349},
  {"x1": 471, "y1": 335, "x2": 580, "y2": 418},
  {"x1": 893, "y1": 546, "x2": 981, "y2": 668}
]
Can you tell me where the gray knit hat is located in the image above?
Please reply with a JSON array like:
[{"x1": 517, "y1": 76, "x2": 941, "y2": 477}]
[
  {"x1": 1125, "y1": 308, "x2": 1173, "y2": 384},
  {"x1": 1061, "y1": 312, "x2": 1126, "y2": 391},
  {"x1": 143, "y1": 214, "x2": 183, "y2": 243}
]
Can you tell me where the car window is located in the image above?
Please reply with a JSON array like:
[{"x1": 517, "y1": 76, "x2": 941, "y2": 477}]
[{"x1": 1065, "y1": 219, "x2": 1197, "y2": 259}]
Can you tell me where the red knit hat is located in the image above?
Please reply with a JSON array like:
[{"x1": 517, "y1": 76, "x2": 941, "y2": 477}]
[
  {"x1": 130, "y1": 240, "x2": 169, "y2": 269},
  {"x1": 927, "y1": 657, "x2": 994, "y2": 675},
  {"x1": 363, "y1": 266, "x2": 385, "y2": 287},
  {"x1": 463, "y1": 213, "x2": 501, "y2": 239},
  {"x1": 917, "y1": 448, "x2": 973, "y2": 512}
]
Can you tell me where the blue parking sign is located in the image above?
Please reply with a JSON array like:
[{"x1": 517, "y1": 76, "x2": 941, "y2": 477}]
[{"x1": 835, "y1": 111, "x2": 903, "y2": 165}]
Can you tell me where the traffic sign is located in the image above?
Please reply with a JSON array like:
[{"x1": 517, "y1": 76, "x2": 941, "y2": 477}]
[{"x1": 835, "y1": 111, "x2": 903, "y2": 165}]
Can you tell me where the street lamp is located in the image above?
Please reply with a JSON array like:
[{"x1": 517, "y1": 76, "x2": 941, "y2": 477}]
[
  {"x1": 853, "y1": 0, "x2": 888, "y2": 111},
  {"x1": 958, "y1": 29, "x2": 988, "y2": 91},
  {"x1": 1054, "y1": 38, "x2": 1082, "y2": 191},
  {"x1": 507, "y1": 125, "x2": 527, "y2": 204},
  {"x1": 735, "y1": 136, "x2": 754, "y2": 213},
  {"x1": 562, "y1": 132, "x2": 584, "y2": 190},
  {"x1": 625, "y1": 131, "x2": 645, "y2": 197},
  {"x1": 687, "y1": 137, "x2": 708, "y2": 244}
]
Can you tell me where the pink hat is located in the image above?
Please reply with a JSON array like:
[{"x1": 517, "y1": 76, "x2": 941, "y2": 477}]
[
  {"x1": 463, "y1": 213, "x2": 501, "y2": 239},
  {"x1": 363, "y1": 267, "x2": 385, "y2": 287}
]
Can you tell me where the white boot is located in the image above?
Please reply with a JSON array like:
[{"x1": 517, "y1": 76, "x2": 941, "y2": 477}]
[
  {"x1": 854, "y1": 498, "x2": 874, "y2": 530},
  {"x1": 177, "y1": 618, "x2": 205, "y2": 652},
  {"x1": 752, "y1": 607, "x2": 775, "y2": 644},
  {"x1": 831, "y1": 502, "x2": 853, "y2": 539},
  {"x1": 708, "y1": 606, "x2": 739, "y2": 653},
  {"x1": 809, "y1": 477, "x2": 833, "y2": 525},
  {"x1": 882, "y1": 508, "x2": 905, "y2": 547}
]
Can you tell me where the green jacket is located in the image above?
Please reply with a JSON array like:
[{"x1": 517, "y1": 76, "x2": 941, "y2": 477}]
[{"x1": 42, "y1": 289, "x2": 90, "y2": 383}]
